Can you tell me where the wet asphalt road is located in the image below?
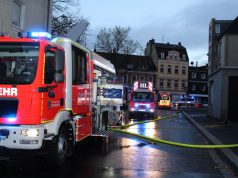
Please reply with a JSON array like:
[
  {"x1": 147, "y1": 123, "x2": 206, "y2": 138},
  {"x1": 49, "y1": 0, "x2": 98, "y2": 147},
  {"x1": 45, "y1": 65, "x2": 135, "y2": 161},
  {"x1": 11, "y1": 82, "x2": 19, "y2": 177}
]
[{"x1": 0, "y1": 109, "x2": 236, "y2": 178}]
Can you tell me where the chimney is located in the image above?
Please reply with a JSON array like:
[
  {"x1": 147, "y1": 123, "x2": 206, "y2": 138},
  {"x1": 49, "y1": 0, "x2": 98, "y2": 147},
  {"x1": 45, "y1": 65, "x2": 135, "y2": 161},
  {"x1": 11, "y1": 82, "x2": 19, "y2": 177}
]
[{"x1": 149, "y1": 38, "x2": 155, "y2": 44}]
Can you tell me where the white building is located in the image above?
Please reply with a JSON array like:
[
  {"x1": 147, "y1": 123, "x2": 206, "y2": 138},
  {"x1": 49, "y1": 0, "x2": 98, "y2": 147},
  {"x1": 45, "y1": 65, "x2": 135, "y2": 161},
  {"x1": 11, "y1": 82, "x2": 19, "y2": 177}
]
[
  {"x1": 0, "y1": 0, "x2": 52, "y2": 37},
  {"x1": 208, "y1": 16, "x2": 238, "y2": 121}
]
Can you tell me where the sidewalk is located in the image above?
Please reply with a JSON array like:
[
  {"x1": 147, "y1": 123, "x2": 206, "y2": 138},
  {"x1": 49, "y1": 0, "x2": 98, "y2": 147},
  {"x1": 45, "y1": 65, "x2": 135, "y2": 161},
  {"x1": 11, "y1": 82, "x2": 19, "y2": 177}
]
[{"x1": 182, "y1": 108, "x2": 238, "y2": 172}]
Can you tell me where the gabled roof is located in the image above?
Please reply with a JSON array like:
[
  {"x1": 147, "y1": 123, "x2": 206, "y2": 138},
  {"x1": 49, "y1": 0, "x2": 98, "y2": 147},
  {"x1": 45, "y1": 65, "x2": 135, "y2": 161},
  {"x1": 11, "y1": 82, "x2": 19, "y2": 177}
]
[
  {"x1": 95, "y1": 52, "x2": 157, "y2": 72},
  {"x1": 155, "y1": 42, "x2": 186, "y2": 50},
  {"x1": 154, "y1": 42, "x2": 189, "y2": 61},
  {"x1": 189, "y1": 65, "x2": 208, "y2": 71}
]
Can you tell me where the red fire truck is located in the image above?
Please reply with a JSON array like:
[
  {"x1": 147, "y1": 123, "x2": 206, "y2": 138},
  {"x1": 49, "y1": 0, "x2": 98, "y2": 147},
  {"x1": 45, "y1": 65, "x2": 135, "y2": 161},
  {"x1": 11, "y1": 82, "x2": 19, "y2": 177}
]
[
  {"x1": 0, "y1": 32, "x2": 114, "y2": 165},
  {"x1": 129, "y1": 81, "x2": 156, "y2": 119}
]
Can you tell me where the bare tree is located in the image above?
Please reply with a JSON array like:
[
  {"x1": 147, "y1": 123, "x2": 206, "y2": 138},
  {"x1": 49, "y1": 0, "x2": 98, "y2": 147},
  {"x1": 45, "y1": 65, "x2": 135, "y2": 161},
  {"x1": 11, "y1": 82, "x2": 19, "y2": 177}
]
[
  {"x1": 52, "y1": 14, "x2": 75, "y2": 36},
  {"x1": 96, "y1": 28, "x2": 113, "y2": 52},
  {"x1": 122, "y1": 39, "x2": 144, "y2": 55},
  {"x1": 52, "y1": 0, "x2": 90, "y2": 45},
  {"x1": 95, "y1": 26, "x2": 143, "y2": 55}
]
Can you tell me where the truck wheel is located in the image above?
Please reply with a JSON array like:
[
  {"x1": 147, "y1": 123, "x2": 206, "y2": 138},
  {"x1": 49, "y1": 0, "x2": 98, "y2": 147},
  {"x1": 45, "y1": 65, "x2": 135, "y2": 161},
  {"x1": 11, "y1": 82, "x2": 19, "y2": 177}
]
[{"x1": 46, "y1": 126, "x2": 69, "y2": 166}]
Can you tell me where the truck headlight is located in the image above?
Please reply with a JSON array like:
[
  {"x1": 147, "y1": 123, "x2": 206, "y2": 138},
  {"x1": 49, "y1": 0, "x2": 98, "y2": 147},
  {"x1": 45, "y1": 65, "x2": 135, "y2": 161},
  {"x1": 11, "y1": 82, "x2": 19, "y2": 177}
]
[
  {"x1": 146, "y1": 104, "x2": 150, "y2": 108},
  {"x1": 21, "y1": 129, "x2": 39, "y2": 137}
]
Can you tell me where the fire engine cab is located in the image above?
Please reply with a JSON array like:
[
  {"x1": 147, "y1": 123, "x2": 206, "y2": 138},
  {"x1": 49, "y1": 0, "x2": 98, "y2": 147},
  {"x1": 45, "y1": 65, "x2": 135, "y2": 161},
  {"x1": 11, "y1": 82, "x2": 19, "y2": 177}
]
[
  {"x1": 0, "y1": 32, "x2": 114, "y2": 165},
  {"x1": 129, "y1": 81, "x2": 156, "y2": 119}
]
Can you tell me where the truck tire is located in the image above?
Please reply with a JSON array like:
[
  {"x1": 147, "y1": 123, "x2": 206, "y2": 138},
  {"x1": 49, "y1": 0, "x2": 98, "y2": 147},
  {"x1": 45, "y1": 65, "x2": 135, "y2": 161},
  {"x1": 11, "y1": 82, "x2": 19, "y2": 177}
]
[
  {"x1": 46, "y1": 125, "x2": 71, "y2": 166},
  {"x1": 53, "y1": 126, "x2": 68, "y2": 166}
]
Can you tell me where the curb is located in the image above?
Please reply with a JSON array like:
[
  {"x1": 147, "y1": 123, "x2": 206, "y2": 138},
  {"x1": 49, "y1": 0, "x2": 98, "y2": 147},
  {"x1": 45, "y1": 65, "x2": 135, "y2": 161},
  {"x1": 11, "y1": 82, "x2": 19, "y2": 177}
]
[{"x1": 182, "y1": 111, "x2": 238, "y2": 170}]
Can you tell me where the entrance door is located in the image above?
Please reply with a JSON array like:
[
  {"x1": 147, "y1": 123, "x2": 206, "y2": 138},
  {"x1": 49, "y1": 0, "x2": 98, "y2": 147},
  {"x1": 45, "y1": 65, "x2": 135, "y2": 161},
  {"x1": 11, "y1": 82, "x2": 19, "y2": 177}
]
[{"x1": 228, "y1": 76, "x2": 238, "y2": 121}]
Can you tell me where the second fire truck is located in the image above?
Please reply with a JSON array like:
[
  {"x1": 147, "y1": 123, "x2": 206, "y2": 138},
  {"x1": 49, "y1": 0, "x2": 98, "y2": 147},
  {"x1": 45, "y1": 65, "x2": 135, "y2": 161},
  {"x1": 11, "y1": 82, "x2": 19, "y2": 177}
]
[{"x1": 128, "y1": 81, "x2": 156, "y2": 119}]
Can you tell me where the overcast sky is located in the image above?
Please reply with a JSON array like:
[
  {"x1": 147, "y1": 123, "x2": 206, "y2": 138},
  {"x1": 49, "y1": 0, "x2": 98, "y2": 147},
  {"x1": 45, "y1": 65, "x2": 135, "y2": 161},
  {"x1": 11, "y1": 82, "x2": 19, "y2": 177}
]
[{"x1": 79, "y1": 0, "x2": 238, "y2": 66}]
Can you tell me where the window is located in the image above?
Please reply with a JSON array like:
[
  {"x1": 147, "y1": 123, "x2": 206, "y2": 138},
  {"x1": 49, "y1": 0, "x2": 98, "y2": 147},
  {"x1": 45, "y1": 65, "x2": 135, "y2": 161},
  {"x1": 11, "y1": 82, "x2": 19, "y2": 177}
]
[
  {"x1": 140, "y1": 65, "x2": 147, "y2": 69},
  {"x1": 215, "y1": 24, "x2": 220, "y2": 34},
  {"x1": 160, "y1": 64, "x2": 164, "y2": 73},
  {"x1": 44, "y1": 50, "x2": 55, "y2": 84},
  {"x1": 139, "y1": 76, "x2": 145, "y2": 81},
  {"x1": 72, "y1": 45, "x2": 87, "y2": 84},
  {"x1": 167, "y1": 65, "x2": 172, "y2": 74},
  {"x1": 201, "y1": 85, "x2": 206, "y2": 92},
  {"x1": 182, "y1": 66, "x2": 186, "y2": 75},
  {"x1": 192, "y1": 84, "x2": 196, "y2": 91},
  {"x1": 127, "y1": 64, "x2": 133, "y2": 69},
  {"x1": 201, "y1": 73, "x2": 206, "y2": 79},
  {"x1": 192, "y1": 72, "x2": 196, "y2": 78},
  {"x1": 181, "y1": 80, "x2": 186, "y2": 88},
  {"x1": 148, "y1": 76, "x2": 153, "y2": 82},
  {"x1": 167, "y1": 79, "x2": 171, "y2": 88},
  {"x1": 0, "y1": 42, "x2": 39, "y2": 84},
  {"x1": 174, "y1": 65, "x2": 179, "y2": 74},
  {"x1": 182, "y1": 55, "x2": 186, "y2": 60},
  {"x1": 174, "y1": 80, "x2": 178, "y2": 88},
  {"x1": 161, "y1": 53, "x2": 165, "y2": 59},
  {"x1": 160, "y1": 79, "x2": 164, "y2": 88},
  {"x1": 12, "y1": 1, "x2": 24, "y2": 28}
]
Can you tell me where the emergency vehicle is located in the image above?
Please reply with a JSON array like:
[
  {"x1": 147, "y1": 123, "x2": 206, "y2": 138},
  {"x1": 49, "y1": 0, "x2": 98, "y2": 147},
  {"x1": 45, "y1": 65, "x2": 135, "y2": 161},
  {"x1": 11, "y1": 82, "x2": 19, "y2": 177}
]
[
  {"x1": 91, "y1": 52, "x2": 124, "y2": 128},
  {"x1": 0, "y1": 32, "x2": 118, "y2": 165},
  {"x1": 129, "y1": 81, "x2": 155, "y2": 119},
  {"x1": 158, "y1": 92, "x2": 171, "y2": 109}
]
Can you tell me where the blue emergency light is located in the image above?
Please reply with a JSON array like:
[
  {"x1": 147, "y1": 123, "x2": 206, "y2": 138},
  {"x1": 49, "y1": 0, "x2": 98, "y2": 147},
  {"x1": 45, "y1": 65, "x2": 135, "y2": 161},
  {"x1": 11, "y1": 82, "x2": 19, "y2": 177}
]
[
  {"x1": 30, "y1": 32, "x2": 51, "y2": 39},
  {"x1": 18, "y1": 32, "x2": 51, "y2": 39}
]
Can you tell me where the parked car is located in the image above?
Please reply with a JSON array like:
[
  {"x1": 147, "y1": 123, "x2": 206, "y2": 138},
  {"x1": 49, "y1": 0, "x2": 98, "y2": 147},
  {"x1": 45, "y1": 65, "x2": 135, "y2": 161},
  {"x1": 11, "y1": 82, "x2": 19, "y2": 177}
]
[{"x1": 177, "y1": 97, "x2": 197, "y2": 108}]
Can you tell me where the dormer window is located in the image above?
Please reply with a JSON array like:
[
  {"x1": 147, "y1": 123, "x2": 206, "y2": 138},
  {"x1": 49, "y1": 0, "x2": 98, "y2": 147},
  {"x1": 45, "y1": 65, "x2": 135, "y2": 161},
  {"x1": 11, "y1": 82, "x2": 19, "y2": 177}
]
[
  {"x1": 182, "y1": 55, "x2": 186, "y2": 60},
  {"x1": 140, "y1": 65, "x2": 147, "y2": 69},
  {"x1": 161, "y1": 52, "x2": 165, "y2": 59},
  {"x1": 168, "y1": 50, "x2": 179, "y2": 60},
  {"x1": 127, "y1": 64, "x2": 133, "y2": 69}
]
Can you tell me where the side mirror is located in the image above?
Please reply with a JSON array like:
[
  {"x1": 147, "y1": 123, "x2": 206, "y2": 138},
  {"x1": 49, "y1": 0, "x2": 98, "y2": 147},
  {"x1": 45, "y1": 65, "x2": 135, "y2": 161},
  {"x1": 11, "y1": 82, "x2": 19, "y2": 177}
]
[{"x1": 54, "y1": 50, "x2": 65, "y2": 82}]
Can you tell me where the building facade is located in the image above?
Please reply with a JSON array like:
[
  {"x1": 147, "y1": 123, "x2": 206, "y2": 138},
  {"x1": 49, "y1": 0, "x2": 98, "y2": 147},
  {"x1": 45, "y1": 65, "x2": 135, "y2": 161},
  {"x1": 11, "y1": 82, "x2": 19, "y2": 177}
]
[
  {"x1": 96, "y1": 52, "x2": 157, "y2": 87},
  {"x1": 145, "y1": 39, "x2": 189, "y2": 100},
  {"x1": 0, "y1": 0, "x2": 52, "y2": 37},
  {"x1": 188, "y1": 65, "x2": 208, "y2": 105},
  {"x1": 96, "y1": 52, "x2": 157, "y2": 101},
  {"x1": 208, "y1": 16, "x2": 238, "y2": 121}
]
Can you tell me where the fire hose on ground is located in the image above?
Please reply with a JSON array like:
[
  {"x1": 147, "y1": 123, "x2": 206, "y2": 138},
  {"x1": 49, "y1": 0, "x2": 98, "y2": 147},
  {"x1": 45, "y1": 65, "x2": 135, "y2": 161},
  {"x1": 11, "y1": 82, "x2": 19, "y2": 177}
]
[{"x1": 108, "y1": 113, "x2": 238, "y2": 149}]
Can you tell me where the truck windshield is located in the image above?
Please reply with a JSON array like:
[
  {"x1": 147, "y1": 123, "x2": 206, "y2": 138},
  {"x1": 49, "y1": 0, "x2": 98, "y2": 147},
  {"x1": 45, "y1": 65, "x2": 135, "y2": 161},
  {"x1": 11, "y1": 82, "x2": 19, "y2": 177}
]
[
  {"x1": 160, "y1": 95, "x2": 170, "y2": 100},
  {"x1": 132, "y1": 92, "x2": 153, "y2": 102},
  {"x1": 0, "y1": 42, "x2": 39, "y2": 84}
]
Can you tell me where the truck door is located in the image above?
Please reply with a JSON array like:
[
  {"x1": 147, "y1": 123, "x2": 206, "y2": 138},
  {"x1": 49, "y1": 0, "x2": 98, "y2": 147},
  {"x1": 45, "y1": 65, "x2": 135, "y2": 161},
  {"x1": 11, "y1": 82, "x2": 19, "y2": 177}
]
[
  {"x1": 71, "y1": 45, "x2": 91, "y2": 140},
  {"x1": 40, "y1": 48, "x2": 64, "y2": 123}
]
